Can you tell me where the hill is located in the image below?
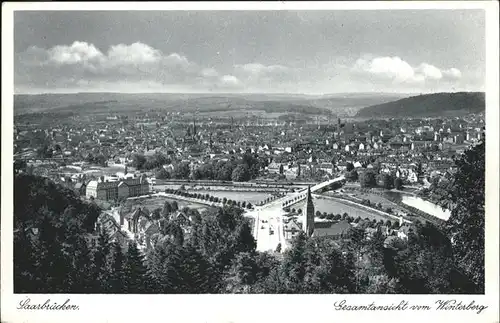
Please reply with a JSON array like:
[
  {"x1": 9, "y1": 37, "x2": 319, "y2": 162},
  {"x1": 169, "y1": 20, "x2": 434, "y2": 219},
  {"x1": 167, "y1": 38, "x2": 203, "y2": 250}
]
[
  {"x1": 14, "y1": 92, "x2": 409, "y2": 117},
  {"x1": 356, "y1": 92, "x2": 485, "y2": 118}
]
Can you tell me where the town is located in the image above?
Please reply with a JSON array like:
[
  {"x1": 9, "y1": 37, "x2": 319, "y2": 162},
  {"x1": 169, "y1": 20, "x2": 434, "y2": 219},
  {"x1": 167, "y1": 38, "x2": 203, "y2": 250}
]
[{"x1": 13, "y1": 106, "x2": 485, "y2": 255}]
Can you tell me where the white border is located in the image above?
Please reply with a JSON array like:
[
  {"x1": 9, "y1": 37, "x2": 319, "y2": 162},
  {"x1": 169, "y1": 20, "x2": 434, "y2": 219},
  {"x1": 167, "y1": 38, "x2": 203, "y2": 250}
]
[{"x1": 2, "y1": 2, "x2": 499, "y2": 323}]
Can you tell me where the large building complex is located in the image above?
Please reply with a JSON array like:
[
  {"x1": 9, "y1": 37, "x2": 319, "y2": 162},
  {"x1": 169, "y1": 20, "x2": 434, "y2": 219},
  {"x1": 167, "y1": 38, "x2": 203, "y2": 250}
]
[{"x1": 86, "y1": 176, "x2": 150, "y2": 201}]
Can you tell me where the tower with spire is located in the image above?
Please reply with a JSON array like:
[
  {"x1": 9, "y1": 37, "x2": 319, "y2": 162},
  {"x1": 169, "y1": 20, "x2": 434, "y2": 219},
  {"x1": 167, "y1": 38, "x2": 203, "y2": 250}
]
[
  {"x1": 192, "y1": 116, "x2": 197, "y2": 140},
  {"x1": 302, "y1": 185, "x2": 315, "y2": 237}
]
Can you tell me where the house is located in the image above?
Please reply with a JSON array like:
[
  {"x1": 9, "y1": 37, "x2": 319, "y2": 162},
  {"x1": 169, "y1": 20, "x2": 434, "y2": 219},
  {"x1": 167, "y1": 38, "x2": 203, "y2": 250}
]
[
  {"x1": 144, "y1": 221, "x2": 160, "y2": 249},
  {"x1": 397, "y1": 224, "x2": 414, "y2": 240},
  {"x1": 96, "y1": 211, "x2": 128, "y2": 247},
  {"x1": 312, "y1": 220, "x2": 351, "y2": 240},
  {"x1": 283, "y1": 219, "x2": 302, "y2": 240},
  {"x1": 122, "y1": 207, "x2": 150, "y2": 234},
  {"x1": 171, "y1": 211, "x2": 192, "y2": 227},
  {"x1": 73, "y1": 182, "x2": 86, "y2": 196}
]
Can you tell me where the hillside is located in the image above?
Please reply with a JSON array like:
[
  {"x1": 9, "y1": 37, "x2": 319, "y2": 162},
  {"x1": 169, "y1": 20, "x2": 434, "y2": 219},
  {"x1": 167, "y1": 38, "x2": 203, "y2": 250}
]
[
  {"x1": 356, "y1": 92, "x2": 485, "y2": 118},
  {"x1": 14, "y1": 92, "x2": 408, "y2": 117}
]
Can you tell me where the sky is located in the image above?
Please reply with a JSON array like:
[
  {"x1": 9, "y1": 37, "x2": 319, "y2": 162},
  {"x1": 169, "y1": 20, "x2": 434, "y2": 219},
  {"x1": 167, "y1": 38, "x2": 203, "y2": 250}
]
[{"x1": 13, "y1": 10, "x2": 486, "y2": 94}]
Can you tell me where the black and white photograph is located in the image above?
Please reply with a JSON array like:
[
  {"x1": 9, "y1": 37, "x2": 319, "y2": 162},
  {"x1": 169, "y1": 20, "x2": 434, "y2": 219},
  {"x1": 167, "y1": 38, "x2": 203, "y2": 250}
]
[{"x1": 2, "y1": 2, "x2": 499, "y2": 323}]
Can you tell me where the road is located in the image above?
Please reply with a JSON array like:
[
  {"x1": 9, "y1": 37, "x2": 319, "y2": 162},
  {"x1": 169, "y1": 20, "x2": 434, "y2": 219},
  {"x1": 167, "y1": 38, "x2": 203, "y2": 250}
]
[
  {"x1": 246, "y1": 176, "x2": 346, "y2": 253},
  {"x1": 248, "y1": 203, "x2": 288, "y2": 253}
]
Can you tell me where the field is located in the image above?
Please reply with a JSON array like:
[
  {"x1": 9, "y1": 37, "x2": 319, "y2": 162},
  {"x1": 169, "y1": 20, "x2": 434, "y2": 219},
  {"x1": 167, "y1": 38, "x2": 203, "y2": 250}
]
[
  {"x1": 312, "y1": 197, "x2": 390, "y2": 222},
  {"x1": 342, "y1": 191, "x2": 408, "y2": 214}
]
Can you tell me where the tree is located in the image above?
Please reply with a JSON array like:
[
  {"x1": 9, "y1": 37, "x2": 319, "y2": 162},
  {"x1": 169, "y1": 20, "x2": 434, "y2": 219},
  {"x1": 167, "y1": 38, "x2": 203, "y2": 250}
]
[
  {"x1": 224, "y1": 252, "x2": 260, "y2": 293},
  {"x1": 132, "y1": 154, "x2": 147, "y2": 170},
  {"x1": 152, "y1": 208, "x2": 162, "y2": 220},
  {"x1": 279, "y1": 164, "x2": 284, "y2": 175},
  {"x1": 440, "y1": 141, "x2": 485, "y2": 293},
  {"x1": 378, "y1": 173, "x2": 395, "y2": 189},
  {"x1": 93, "y1": 229, "x2": 112, "y2": 292},
  {"x1": 345, "y1": 169, "x2": 359, "y2": 182},
  {"x1": 173, "y1": 162, "x2": 191, "y2": 179},
  {"x1": 124, "y1": 241, "x2": 148, "y2": 293},
  {"x1": 360, "y1": 170, "x2": 377, "y2": 188},
  {"x1": 233, "y1": 221, "x2": 257, "y2": 254},
  {"x1": 232, "y1": 164, "x2": 251, "y2": 182},
  {"x1": 156, "y1": 167, "x2": 170, "y2": 180},
  {"x1": 394, "y1": 177, "x2": 404, "y2": 190},
  {"x1": 346, "y1": 162, "x2": 355, "y2": 172},
  {"x1": 171, "y1": 201, "x2": 179, "y2": 212},
  {"x1": 109, "y1": 241, "x2": 126, "y2": 293},
  {"x1": 162, "y1": 201, "x2": 172, "y2": 218}
]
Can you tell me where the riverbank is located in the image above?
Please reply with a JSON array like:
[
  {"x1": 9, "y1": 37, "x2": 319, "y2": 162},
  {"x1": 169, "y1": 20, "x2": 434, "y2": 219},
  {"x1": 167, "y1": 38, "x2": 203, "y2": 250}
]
[{"x1": 314, "y1": 194, "x2": 413, "y2": 224}]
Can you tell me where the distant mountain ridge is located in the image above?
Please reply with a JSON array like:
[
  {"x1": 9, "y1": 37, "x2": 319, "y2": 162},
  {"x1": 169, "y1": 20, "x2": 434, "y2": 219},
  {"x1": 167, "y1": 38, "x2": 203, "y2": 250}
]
[
  {"x1": 14, "y1": 92, "x2": 408, "y2": 116},
  {"x1": 356, "y1": 92, "x2": 485, "y2": 118}
]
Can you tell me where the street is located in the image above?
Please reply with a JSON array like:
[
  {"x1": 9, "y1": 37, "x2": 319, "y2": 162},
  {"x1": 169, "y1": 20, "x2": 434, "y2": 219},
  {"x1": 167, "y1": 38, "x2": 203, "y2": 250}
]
[{"x1": 250, "y1": 203, "x2": 288, "y2": 253}]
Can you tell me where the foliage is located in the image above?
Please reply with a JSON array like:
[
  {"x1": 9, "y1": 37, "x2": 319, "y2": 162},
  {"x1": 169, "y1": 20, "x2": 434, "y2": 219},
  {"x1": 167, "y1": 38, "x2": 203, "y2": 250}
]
[
  {"x1": 231, "y1": 164, "x2": 251, "y2": 182},
  {"x1": 378, "y1": 173, "x2": 394, "y2": 189},
  {"x1": 357, "y1": 92, "x2": 485, "y2": 118},
  {"x1": 14, "y1": 152, "x2": 485, "y2": 294},
  {"x1": 360, "y1": 170, "x2": 377, "y2": 188},
  {"x1": 439, "y1": 141, "x2": 485, "y2": 293},
  {"x1": 394, "y1": 177, "x2": 404, "y2": 190}
]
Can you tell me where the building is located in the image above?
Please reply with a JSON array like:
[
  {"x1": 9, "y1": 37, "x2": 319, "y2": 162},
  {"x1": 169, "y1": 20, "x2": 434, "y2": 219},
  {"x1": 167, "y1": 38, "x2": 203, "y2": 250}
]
[
  {"x1": 283, "y1": 219, "x2": 302, "y2": 240},
  {"x1": 86, "y1": 176, "x2": 150, "y2": 201},
  {"x1": 302, "y1": 186, "x2": 315, "y2": 237},
  {"x1": 73, "y1": 182, "x2": 86, "y2": 196},
  {"x1": 312, "y1": 220, "x2": 351, "y2": 239}
]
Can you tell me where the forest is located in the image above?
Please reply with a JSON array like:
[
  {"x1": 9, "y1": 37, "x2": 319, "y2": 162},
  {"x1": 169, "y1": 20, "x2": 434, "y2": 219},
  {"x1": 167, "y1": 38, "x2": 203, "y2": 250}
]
[{"x1": 14, "y1": 142, "x2": 484, "y2": 294}]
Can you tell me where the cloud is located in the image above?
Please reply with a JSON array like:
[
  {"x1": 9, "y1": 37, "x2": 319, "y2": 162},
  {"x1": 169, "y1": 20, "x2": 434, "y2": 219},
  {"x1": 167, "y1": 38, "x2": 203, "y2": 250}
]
[
  {"x1": 442, "y1": 67, "x2": 462, "y2": 79},
  {"x1": 219, "y1": 75, "x2": 242, "y2": 88},
  {"x1": 200, "y1": 67, "x2": 219, "y2": 78},
  {"x1": 16, "y1": 41, "x2": 214, "y2": 91},
  {"x1": 353, "y1": 55, "x2": 462, "y2": 84},
  {"x1": 233, "y1": 63, "x2": 300, "y2": 91},
  {"x1": 416, "y1": 63, "x2": 443, "y2": 80},
  {"x1": 48, "y1": 41, "x2": 104, "y2": 65},
  {"x1": 107, "y1": 43, "x2": 162, "y2": 65},
  {"x1": 15, "y1": 41, "x2": 473, "y2": 94}
]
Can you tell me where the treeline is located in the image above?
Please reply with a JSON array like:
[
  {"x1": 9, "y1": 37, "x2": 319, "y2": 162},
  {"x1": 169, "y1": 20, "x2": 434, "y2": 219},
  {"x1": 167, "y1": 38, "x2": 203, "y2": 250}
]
[
  {"x1": 131, "y1": 152, "x2": 268, "y2": 182},
  {"x1": 163, "y1": 188, "x2": 253, "y2": 209},
  {"x1": 14, "y1": 141, "x2": 484, "y2": 293},
  {"x1": 356, "y1": 92, "x2": 485, "y2": 118}
]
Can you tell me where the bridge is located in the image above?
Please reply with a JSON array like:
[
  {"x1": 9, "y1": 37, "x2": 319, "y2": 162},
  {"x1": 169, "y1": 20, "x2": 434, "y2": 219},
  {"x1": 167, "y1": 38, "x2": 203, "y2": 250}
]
[
  {"x1": 255, "y1": 176, "x2": 346, "y2": 211},
  {"x1": 247, "y1": 176, "x2": 346, "y2": 253}
]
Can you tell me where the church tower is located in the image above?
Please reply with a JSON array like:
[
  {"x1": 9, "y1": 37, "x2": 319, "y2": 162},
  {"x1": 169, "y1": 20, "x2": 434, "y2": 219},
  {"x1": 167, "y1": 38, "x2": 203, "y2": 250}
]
[
  {"x1": 192, "y1": 117, "x2": 197, "y2": 139},
  {"x1": 302, "y1": 185, "x2": 315, "y2": 237}
]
